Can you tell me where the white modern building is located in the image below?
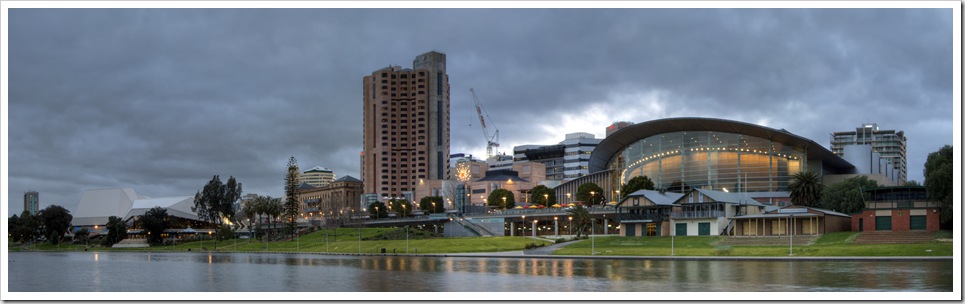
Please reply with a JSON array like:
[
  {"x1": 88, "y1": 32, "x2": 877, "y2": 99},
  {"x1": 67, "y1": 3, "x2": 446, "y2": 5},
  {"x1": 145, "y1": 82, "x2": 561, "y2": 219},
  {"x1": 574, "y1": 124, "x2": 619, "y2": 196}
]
[
  {"x1": 71, "y1": 188, "x2": 211, "y2": 232},
  {"x1": 830, "y1": 123, "x2": 907, "y2": 184}
]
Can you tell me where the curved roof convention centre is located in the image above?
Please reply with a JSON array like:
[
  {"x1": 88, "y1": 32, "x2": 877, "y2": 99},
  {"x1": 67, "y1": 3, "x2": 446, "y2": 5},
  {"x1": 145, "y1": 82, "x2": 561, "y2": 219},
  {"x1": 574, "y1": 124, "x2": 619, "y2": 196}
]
[{"x1": 589, "y1": 117, "x2": 855, "y2": 174}]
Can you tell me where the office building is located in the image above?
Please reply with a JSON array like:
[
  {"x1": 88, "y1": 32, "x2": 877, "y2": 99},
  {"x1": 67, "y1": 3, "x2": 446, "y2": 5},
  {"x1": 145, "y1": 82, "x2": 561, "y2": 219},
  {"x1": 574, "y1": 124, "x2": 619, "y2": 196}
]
[
  {"x1": 830, "y1": 123, "x2": 907, "y2": 183},
  {"x1": 514, "y1": 132, "x2": 601, "y2": 181},
  {"x1": 606, "y1": 121, "x2": 633, "y2": 137},
  {"x1": 300, "y1": 166, "x2": 335, "y2": 188},
  {"x1": 361, "y1": 51, "x2": 450, "y2": 198}
]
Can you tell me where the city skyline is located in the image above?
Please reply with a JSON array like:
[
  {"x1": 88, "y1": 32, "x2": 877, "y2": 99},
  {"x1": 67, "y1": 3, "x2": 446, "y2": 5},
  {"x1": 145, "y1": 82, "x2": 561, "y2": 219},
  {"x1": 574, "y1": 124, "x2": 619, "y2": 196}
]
[{"x1": 4, "y1": 5, "x2": 956, "y2": 216}]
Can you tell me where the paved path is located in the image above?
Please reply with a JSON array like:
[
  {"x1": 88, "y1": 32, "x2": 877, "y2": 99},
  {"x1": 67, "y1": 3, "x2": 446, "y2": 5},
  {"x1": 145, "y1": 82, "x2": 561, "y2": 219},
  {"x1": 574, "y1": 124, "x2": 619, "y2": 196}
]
[{"x1": 523, "y1": 238, "x2": 580, "y2": 255}]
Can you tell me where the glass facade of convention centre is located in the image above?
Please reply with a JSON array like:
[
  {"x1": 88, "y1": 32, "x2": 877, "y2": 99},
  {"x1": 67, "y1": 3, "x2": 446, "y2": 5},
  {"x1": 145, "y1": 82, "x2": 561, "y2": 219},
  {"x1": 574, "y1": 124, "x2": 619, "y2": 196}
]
[{"x1": 609, "y1": 131, "x2": 806, "y2": 193}]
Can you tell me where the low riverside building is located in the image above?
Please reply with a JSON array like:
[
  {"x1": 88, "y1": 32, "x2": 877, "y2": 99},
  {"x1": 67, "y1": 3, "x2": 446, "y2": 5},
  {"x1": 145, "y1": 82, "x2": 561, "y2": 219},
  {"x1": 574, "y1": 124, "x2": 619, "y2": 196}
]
[
  {"x1": 615, "y1": 188, "x2": 781, "y2": 236},
  {"x1": 733, "y1": 205, "x2": 851, "y2": 236},
  {"x1": 852, "y1": 186, "x2": 941, "y2": 232},
  {"x1": 616, "y1": 189, "x2": 682, "y2": 237}
]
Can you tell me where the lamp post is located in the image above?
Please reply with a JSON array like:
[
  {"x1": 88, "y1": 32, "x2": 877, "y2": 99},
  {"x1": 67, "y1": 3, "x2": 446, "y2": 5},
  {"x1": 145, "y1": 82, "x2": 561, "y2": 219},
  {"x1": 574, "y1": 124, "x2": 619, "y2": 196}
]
[
  {"x1": 590, "y1": 191, "x2": 596, "y2": 207},
  {"x1": 568, "y1": 216, "x2": 573, "y2": 235},
  {"x1": 521, "y1": 215, "x2": 526, "y2": 236},
  {"x1": 533, "y1": 219, "x2": 538, "y2": 237},
  {"x1": 554, "y1": 216, "x2": 559, "y2": 236},
  {"x1": 359, "y1": 208, "x2": 365, "y2": 254},
  {"x1": 502, "y1": 196, "x2": 506, "y2": 209},
  {"x1": 543, "y1": 194, "x2": 549, "y2": 206}
]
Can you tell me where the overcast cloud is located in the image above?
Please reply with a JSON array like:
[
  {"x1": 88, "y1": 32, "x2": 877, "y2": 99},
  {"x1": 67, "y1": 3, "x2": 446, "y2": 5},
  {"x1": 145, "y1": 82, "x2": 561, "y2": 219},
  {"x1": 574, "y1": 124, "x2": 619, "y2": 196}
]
[{"x1": 4, "y1": 7, "x2": 954, "y2": 215}]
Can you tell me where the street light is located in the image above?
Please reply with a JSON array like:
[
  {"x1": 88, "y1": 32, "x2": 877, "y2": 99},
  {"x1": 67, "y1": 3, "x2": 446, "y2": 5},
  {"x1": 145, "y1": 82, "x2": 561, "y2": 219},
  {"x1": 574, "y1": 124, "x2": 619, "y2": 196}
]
[
  {"x1": 554, "y1": 216, "x2": 559, "y2": 236},
  {"x1": 568, "y1": 216, "x2": 573, "y2": 235},
  {"x1": 502, "y1": 197, "x2": 507, "y2": 209},
  {"x1": 533, "y1": 219, "x2": 538, "y2": 237},
  {"x1": 590, "y1": 191, "x2": 596, "y2": 206},
  {"x1": 521, "y1": 215, "x2": 526, "y2": 236}
]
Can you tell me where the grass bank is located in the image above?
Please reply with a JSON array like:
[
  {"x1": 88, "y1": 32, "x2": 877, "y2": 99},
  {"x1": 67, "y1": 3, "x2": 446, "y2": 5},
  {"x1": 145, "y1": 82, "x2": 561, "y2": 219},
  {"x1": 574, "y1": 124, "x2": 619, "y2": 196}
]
[
  {"x1": 551, "y1": 232, "x2": 953, "y2": 256},
  {"x1": 9, "y1": 230, "x2": 952, "y2": 257},
  {"x1": 9, "y1": 228, "x2": 553, "y2": 254}
]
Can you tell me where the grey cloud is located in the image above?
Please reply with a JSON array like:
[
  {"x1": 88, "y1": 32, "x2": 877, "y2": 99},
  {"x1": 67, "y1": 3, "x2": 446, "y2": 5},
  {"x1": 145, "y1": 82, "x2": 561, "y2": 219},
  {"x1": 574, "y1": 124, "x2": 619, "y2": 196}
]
[{"x1": 6, "y1": 7, "x2": 953, "y2": 215}]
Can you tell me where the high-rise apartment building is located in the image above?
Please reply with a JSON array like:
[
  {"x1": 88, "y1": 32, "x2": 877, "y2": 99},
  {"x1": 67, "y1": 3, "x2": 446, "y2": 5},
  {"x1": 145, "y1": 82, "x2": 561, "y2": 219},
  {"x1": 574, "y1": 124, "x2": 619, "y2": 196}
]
[
  {"x1": 24, "y1": 191, "x2": 39, "y2": 215},
  {"x1": 300, "y1": 166, "x2": 335, "y2": 188},
  {"x1": 361, "y1": 51, "x2": 450, "y2": 198},
  {"x1": 830, "y1": 123, "x2": 907, "y2": 183}
]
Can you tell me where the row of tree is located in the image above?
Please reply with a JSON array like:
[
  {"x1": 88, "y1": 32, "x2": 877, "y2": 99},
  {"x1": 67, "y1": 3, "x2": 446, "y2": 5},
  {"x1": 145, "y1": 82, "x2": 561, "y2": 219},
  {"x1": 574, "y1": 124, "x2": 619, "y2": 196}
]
[{"x1": 8, "y1": 205, "x2": 73, "y2": 245}]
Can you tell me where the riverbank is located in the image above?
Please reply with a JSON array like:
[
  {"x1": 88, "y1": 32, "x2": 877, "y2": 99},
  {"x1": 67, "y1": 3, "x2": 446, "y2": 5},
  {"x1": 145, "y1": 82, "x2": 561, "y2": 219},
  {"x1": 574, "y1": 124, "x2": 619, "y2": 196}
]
[{"x1": 7, "y1": 230, "x2": 953, "y2": 258}]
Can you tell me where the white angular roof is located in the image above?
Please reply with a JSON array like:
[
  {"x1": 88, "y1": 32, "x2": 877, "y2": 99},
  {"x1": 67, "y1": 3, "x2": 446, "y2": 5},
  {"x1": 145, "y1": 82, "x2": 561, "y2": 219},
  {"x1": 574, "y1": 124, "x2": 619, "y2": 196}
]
[
  {"x1": 124, "y1": 196, "x2": 198, "y2": 221},
  {"x1": 71, "y1": 188, "x2": 143, "y2": 226}
]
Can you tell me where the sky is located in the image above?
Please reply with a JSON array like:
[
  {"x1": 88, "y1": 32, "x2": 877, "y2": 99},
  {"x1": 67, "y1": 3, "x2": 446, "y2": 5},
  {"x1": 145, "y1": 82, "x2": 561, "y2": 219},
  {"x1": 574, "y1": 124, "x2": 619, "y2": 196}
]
[{"x1": 3, "y1": 5, "x2": 957, "y2": 216}]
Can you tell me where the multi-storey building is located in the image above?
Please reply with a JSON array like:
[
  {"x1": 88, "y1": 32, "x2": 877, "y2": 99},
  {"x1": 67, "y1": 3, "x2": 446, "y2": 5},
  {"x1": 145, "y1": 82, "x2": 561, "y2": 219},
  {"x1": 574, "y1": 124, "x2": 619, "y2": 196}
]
[
  {"x1": 606, "y1": 121, "x2": 633, "y2": 137},
  {"x1": 361, "y1": 51, "x2": 450, "y2": 199},
  {"x1": 298, "y1": 176, "x2": 364, "y2": 222},
  {"x1": 300, "y1": 166, "x2": 335, "y2": 188},
  {"x1": 514, "y1": 132, "x2": 601, "y2": 181},
  {"x1": 830, "y1": 123, "x2": 907, "y2": 183},
  {"x1": 23, "y1": 191, "x2": 39, "y2": 215}
]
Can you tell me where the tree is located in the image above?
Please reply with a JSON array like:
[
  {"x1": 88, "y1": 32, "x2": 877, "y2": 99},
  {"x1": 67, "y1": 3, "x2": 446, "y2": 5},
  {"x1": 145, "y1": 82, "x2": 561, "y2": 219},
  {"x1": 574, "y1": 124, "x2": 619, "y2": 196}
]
[
  {"x1": 788, "y1": 170, "x2": 823, "y2": 207},
  {"x1": 819, "y1": 176, "x2": 878, "y2": 214},
  {"x1": 284, "y1": 156, "x2": 300, "y2": 238},
  {"x1": 576, "y1": 183, "x2": 604, "y2": 205},
  {"x1": 924, "y1": 145, "x2": 953, "y2": 224},
  {"x1": 566, "y1": 204, "x2": 592, "y2": 238},
  {"x1": 621, "y1": 176, "x2": 655, "y2": 198},
  {"x1": 38, "y1": 205, "x2": 73, "y2": 244},
  {"x1": 529, "y1": 185, "x2": 557, "y2": 206},
  {"x1": 487, "y1": 189, "x2": 515, "y2": 209},
  {"x1": 140, "y1": 207, "x2": 169, "y2": 246},
  {"x1": 387, "y1": 198, "x2": 413, "y2": 217},
  {"x1": 9, "y1": 211, "x2": 41, "y2": 244},
  {"x1": 266, "y1": 196, "x2": 283, "y2": 237},
  {"x1": 905, "y1": 180, "x2": 922, "y2": 187},
  {"x1": 192, "y1": 175, "x2": 243, "y2": 228},
  {"x1": 74, "y1": 228, "x2": 90, "y2": 246},
  {"x1": 242, "y1": 199, "x2": 258, "y2": 238},
  {"x1": 419, "y1": 196, "x2": 445, "y2": 213},
  {"x1": 102, "y1": 216, "x2": 128, "y2": 247},
  {"x1": 368, "y1": 201, "x2": 388, "y2": 219}
]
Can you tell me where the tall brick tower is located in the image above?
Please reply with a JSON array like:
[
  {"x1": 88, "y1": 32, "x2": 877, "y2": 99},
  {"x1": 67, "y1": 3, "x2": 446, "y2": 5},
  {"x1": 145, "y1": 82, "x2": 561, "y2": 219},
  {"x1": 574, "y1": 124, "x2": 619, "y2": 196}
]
[{"x1": 361, "y1": 51, "x2": 450, "y2": 199}]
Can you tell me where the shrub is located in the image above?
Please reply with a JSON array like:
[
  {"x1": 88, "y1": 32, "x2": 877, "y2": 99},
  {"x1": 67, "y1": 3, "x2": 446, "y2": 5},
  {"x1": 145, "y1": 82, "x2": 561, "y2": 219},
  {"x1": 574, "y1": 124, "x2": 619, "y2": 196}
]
[{"x1": 713, "y1": 246, "x2": 733, "y2": 256}]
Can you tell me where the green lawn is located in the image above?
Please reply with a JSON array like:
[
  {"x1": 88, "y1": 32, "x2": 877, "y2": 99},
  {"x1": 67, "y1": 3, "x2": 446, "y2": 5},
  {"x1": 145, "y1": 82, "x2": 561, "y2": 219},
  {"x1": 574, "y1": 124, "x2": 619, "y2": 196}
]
[
  {"x1": 552, "y1": 232, "x2": 953, "y2": 257},
  {"x1": 10, "y1": 228, "x2": 553, "y2": 254},
  {"x1": 10, "y1": 230, "x2": 952, "y2": 257}
]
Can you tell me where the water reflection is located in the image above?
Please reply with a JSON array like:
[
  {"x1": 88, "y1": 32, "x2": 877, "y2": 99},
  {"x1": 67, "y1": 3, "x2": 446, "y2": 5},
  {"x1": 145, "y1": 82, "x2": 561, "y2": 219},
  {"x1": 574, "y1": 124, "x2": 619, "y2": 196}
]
[{"x1": 6, "y1": 252, "x2": 953, "y2": 293}]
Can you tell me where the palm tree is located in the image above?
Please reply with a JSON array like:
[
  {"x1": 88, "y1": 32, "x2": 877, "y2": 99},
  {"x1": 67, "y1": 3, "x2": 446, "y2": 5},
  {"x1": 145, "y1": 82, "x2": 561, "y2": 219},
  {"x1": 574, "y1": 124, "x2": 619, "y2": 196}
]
[
  {"x1": 265, "y1": 197, "x2": 283, "y2": 238},
  {"x1": 566, "y1": 204, "x2": 592, "y2": 238},
  {"x1": 788, "y1": 170, "x2": 824, "y2": 207}
]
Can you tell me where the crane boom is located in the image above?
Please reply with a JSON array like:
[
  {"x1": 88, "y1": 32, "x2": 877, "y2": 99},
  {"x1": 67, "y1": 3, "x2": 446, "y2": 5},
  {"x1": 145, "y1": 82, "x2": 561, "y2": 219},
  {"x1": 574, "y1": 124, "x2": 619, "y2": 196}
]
[{"x1": 469, "y1": 88, "x2": 500, "y2": 158}]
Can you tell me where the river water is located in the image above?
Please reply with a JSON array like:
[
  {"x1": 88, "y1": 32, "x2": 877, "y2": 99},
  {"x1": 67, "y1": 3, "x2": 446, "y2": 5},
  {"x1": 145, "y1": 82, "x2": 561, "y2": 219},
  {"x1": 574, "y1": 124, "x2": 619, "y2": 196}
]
[{"x1": 5, "y1": 251, "x2": 954, "y2": 296}]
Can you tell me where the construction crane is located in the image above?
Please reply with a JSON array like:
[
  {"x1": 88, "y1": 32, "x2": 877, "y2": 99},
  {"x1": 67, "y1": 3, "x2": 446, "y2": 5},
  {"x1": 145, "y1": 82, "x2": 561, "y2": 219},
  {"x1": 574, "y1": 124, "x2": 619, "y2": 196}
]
[{"x1": 469, "y1": 88, "x2": 500, "y2": 159}]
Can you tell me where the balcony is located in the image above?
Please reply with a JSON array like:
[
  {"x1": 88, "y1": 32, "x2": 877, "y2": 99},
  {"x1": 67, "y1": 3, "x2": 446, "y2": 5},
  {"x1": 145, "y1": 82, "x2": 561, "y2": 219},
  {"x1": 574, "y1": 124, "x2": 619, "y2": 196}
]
[
  {"x1": 616, "y1": 213, "x2": 667, "y2": 222},
  {"x1": 672, "y1": 210, "x2": 725, "y2": 219}
]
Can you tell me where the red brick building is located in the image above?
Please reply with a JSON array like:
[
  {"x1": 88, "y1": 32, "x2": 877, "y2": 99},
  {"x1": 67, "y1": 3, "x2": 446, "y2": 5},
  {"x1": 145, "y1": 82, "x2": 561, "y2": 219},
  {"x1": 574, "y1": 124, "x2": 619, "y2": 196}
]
[{"x1": 851, "y1": 186, "x2": 941, "y2": 232}]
